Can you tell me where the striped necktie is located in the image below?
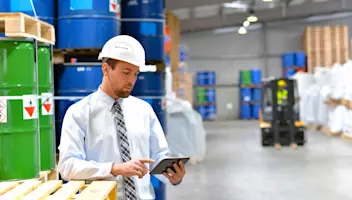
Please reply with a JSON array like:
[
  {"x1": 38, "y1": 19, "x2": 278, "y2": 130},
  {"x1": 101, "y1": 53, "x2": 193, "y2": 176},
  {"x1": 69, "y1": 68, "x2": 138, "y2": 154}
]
[{"x1": 113, "y1": 101, "x2": 137, "y2": 200}]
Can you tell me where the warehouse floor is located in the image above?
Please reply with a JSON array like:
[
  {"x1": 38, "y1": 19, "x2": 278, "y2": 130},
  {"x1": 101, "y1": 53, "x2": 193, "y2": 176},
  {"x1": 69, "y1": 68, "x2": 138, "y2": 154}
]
[{"x1": 166, "y1": 120, "x2": 352, "y2": 200}]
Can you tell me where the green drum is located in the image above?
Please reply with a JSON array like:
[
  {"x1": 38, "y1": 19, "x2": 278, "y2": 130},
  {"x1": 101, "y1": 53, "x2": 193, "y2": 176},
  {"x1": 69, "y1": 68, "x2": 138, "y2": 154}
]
[
  {"x1": 196, "y1": 88, "x2": 206, "y2": 104},
  {"x1": 38, "y1": 46, "x2": 56, "y2": 171},
  {"x1": 240, "y1": 70, "x2": 252, "y2": 85},
  {"x1": 0, "y1": 40, "x2": 40, "y2": 181}
]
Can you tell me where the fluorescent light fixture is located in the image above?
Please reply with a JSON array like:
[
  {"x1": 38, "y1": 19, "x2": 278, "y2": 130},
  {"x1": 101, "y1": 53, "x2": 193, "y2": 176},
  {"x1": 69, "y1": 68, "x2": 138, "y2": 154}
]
[
  {"x1": 243, "y1": 20, "x2": 250, "y2": 27},
  {"x1": 247, "y1": 14, "x2": 258, "y2": 22},
  {"x1": 238, "y1": 27, "x2": 247, "y2": 34},
  {"x1": 262, "y1": 0, "x2": 273, "y2": 2},
  {"x1": 223, "y1": 1, "x2": 249, "y2": 9}
]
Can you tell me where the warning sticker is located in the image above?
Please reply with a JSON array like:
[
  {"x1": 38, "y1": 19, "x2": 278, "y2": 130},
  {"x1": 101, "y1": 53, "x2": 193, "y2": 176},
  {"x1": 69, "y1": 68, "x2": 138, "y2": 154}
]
[
  {"x1": 0, "y1": 99, "x2": 7, "y2": 123},
  {"x1": 41, "y1": 93, "x2": 54, "y2": 116},
  {"x1": 23, "y1": 95, "x2": 38, "y2": 120},
  {"x1": 110, "y1": 0, "x2": 120, "y2": 17}
]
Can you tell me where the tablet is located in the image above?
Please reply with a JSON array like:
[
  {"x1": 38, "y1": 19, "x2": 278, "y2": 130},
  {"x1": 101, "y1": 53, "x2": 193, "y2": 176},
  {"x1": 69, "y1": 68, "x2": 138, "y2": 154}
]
[{"x1": 149, "y1": 157, "x2": 190, "y2": 175}]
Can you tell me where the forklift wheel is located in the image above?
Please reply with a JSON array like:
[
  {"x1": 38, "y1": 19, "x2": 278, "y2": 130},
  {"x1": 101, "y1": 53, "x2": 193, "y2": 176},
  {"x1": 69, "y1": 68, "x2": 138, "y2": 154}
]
[
  {"x1": 297, "y1": 142, "x2": 305, "y2": 146},
  {"x1": 262, "y1": 140, "x2": 271, "y2": 146}
]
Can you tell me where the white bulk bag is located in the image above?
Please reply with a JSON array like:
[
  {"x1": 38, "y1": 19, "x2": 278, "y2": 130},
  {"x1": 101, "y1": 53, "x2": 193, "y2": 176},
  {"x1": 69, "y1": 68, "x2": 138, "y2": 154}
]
[
  {"x1": 166, "y1": 109, "x2": 207, "y2": 164},
  {"x1": 331, "y1": 64, "x2": 344, "y2": 100},
  {"x1": 328, "y1": 105, "x2": 348, "y2": 133}
]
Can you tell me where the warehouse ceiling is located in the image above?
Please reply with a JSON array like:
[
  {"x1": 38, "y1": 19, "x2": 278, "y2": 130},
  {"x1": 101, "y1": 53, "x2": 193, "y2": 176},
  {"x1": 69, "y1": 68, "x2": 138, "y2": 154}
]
[{"x1": 165, "y1": 0, "x2": 352, "y2": 33}]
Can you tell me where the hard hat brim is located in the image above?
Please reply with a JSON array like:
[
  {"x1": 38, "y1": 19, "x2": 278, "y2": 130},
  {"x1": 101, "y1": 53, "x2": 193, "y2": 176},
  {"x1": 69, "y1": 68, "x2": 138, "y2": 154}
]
[{"x1": 98, "y1": 53, "x2": 145, "y2": 68}]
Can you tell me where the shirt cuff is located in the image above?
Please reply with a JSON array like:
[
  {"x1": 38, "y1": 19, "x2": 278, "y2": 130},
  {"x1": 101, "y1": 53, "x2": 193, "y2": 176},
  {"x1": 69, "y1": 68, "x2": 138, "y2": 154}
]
[{"x1": 103, "y1": 162, "x2": 115, "y2": 178}]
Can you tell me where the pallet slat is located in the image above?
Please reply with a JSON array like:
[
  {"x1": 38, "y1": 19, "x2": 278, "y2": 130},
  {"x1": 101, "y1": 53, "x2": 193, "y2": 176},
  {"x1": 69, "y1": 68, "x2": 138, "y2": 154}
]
[
  {"x1": 22, "y1": 181, "x2": 62, "y2": 200},
  {"x1": 76, "y1": 181, "x2": 117, "y2": 200},
  {"x1": 0, "y1": 181, "x2": 20, "y2": 196},
  {"x1": 47, "y1": 181, "x2": 85, "y2": 200},
  {"x1": 0, "y1": 180, "x2": 41, "y2": 200}
]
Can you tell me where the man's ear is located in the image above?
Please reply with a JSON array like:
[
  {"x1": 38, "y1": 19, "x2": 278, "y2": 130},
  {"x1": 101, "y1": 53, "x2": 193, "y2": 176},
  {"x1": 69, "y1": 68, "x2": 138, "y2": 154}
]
[{"x1": 102, "y1": 63, "x2": 109, "y2": 76}]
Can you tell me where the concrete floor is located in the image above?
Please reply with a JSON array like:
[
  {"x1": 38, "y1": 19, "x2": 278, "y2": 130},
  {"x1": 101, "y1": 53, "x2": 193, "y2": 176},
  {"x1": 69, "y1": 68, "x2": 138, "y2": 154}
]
[{"x1": 166, "y1": 120, "x2": 352, "y2": 200}]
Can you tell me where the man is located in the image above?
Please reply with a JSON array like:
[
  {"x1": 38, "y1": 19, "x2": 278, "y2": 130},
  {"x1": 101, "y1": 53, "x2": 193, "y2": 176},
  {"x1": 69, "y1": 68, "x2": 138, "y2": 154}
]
[
  {"x1": 277, "y1": 80, "x2": 288, "y2": 105},
  {"x1": 58, "y1": 35, "x2": 186, "y2": 200}
]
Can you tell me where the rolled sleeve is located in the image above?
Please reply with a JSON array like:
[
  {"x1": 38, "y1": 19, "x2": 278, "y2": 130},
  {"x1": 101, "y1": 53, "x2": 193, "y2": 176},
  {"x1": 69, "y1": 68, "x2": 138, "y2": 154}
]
[{"x1": 58, "y1": 105, "x2": 115, "y2": 181}]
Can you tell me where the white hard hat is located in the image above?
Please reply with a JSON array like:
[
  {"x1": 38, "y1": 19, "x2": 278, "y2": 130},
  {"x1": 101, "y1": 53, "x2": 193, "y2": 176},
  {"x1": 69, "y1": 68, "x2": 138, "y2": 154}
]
[{"x1": 98, "y1": 35, "x2": 145, "y2": 68}]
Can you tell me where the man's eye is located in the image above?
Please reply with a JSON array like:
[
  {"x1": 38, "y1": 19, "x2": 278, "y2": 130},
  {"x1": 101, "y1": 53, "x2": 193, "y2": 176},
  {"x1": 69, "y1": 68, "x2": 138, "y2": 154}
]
[{"x1": 123, "y1": 71, "x2": 130, "y2": 74}]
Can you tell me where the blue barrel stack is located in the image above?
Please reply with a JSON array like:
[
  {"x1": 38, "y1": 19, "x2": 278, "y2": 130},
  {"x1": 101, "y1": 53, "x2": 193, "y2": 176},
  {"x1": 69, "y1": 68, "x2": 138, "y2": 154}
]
[
  {"x1": 282, "y1": 52, "x2": 306, "y2": 77},
  {"x1": 196, "y1": 71, "x2": 216, "y2": 86},
  {"x1": 58, "y1": 0, "x2": 120, "y2": 49},
  {"x1": 121, "y1": 0, "x2": 164, "y2": 61},
  {"x1": 54, "y1": 63, "x2": 102, "y2": 148},
  {"x1": 240, "y1": 104, "x2": 251, "y2": 120},
  {"x1": 195, "y1": 71, "x2": 217, "y2": 120},
  {"x1": 239, "y1": 69, "x2": 262, "y2": 119}
]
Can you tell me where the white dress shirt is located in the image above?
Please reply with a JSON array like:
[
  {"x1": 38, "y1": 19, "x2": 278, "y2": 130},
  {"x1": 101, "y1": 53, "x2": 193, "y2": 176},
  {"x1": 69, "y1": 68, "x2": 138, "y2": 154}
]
[{"x1": 58, "y1": 88, "x2": 171, "y2": 200}]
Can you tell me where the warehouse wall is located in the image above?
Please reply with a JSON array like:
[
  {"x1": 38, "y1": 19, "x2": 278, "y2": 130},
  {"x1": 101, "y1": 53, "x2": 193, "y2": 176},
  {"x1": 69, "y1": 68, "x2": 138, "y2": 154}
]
[{"x1": 181, "y1": 15, "x2": 352, "y2": 120}]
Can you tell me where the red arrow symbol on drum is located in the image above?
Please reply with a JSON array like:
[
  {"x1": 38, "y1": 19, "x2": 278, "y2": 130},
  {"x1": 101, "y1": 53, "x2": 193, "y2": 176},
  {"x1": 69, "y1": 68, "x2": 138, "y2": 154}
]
[
  {"x1": 25, "y1": 107, "x2": 35, "y2": 117},
  {"x1": 111, "y1": 3, "x2": 116, "y2": 10},
  {"x1": 25, "y1": 100, "x2": 35, "y2": 117},
  {"x1": 43, "y1": 104, "x2": 51, "y2": 113}
]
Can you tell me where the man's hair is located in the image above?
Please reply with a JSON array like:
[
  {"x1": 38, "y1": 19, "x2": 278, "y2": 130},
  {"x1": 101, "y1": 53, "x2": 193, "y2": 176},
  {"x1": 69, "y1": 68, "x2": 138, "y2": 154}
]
[{"x1": 102, "y1": 58, "x2": 119, "y2": 70}]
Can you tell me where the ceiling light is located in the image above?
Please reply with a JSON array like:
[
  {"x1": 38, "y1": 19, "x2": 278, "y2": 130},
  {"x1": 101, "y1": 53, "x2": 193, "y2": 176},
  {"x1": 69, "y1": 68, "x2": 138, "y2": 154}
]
[
  {"x1": 243, "y1": 21, "x2": 250, "y2": 27},
  {"x1": 238, "y1": 27, "x2": 247, "y2": 34},
  {"x1": 223, "y1": 1, "x2": 249, "y2": 9},
  {"x1": 247, "y1": 14, "x2": 258, "y2": 22},
  {"x1": 262, "y1": 0, "x2": 273, "y2": 2}
]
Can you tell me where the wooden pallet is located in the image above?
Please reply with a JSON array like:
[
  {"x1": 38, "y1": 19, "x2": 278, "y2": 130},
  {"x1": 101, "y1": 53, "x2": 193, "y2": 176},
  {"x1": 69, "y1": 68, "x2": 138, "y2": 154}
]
[
  {"x1": 330, "y1": 25, "x2": 348, "y2": 50},
  {"x1": 39, "y1": 169, "x2": 59, "y2": 182},
  {"x1": 307, "y1": 125, "x2": 321, "y2": 131},
  {"x1": 341, "y1": 133, "x2": 352, "y2": 142},
  {"x1": 0, "y1": 12, "x2": 55, "y2": 44},
  {"x1": 303, "y1": 26, "x2": 332, "y2": 52},
  {"x1": 324, "y1": 98, "x2": 342, "y2": 105},
  {"x1": 0, "y1": 180, "x2": 117, "y2": 200},
  {"x1": 322, "y1": 126, "x2": 341, "y2": 137},
  {"x1": 331, "y1": 49, "x2": 348, "y2": 65},
  {"x1": 307, "y1": 51, "x2": 332, "y2": 72}
]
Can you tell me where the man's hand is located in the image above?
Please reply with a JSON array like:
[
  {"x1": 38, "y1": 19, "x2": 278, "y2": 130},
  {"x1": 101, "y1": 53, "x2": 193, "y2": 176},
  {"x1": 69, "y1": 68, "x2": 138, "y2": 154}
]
[
  {"x1": 111, "y1": 159, "x2": 154, "y2": 179},
  {"x1": 162, "y1": 160, "x2": 186, "y2": 185}
]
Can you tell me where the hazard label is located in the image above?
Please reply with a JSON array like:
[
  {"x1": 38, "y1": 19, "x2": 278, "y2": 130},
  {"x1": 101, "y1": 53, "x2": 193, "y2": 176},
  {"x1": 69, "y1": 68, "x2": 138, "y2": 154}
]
[
  {"x1": 41, "y1": 93, "x2": 54, "y2": 116},
  {"x1": 0, "y1": 99, "x2": 7, "y2": 123},
  {"x1": 110, "y1": 0, "x2": 120, "y2": 17},
  {"x1": 23, "y1": 95, "x2": 38, "y2": 120}
]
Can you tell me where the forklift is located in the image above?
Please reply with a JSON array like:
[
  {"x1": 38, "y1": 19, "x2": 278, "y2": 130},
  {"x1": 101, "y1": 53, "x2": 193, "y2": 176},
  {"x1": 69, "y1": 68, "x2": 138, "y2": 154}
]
[{"x1": 259, "y1": 78, "x2": 306, "y2": 150}]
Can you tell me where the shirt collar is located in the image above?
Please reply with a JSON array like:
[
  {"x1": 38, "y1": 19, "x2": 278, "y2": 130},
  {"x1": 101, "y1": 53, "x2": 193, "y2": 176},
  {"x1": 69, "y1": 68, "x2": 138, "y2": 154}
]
[{"x1": 96, "y1": 86, "x2": 123, "y2": 111}]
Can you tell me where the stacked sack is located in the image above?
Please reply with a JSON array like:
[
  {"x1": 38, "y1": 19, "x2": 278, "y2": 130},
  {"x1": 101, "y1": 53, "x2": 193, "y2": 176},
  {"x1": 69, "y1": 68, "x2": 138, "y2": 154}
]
[
  {"x1": 292, "y1": 72, "x2": 315, "y2": 121},
  {"x1": 300, "y1": 67, "x2": 331, "y2": 126},
  {"x1": 341, "y1": 61, "x2": 352, "y2": 137}
]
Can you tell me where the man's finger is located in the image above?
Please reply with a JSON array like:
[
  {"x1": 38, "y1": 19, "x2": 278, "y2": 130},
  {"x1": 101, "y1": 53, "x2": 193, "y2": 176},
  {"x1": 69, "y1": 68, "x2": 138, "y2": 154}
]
[
  {"x1": 139, "y1": 158, "x2": 155, "y2": 163},
  {"x1": 173, "y1": 163, "x2": 182, "y2": 174},
  {"x1": 167, "y1": 168, "x2": 176, "y2": 177},
  {"x1": 134, "y1": 160, "x2": 147, "y2": 168},
  {"x1": 136, "y1": 170, "x2": 143, "y2": 178},
  {"x1": 163, "y1": 172, "x2": 170, "y2": 179},
  {"x1": 132, "y1": 164, "x2": 144, "y2": 173},
  {"x1": 178, "y1": 161, "x2": 185, "y2": 173}
]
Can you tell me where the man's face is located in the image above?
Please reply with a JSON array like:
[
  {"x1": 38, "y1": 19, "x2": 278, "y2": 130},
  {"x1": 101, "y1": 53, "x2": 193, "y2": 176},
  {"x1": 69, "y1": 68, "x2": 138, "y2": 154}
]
[{"x1": 104, "y1": 61, "x2": 139, "y2": 98}]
